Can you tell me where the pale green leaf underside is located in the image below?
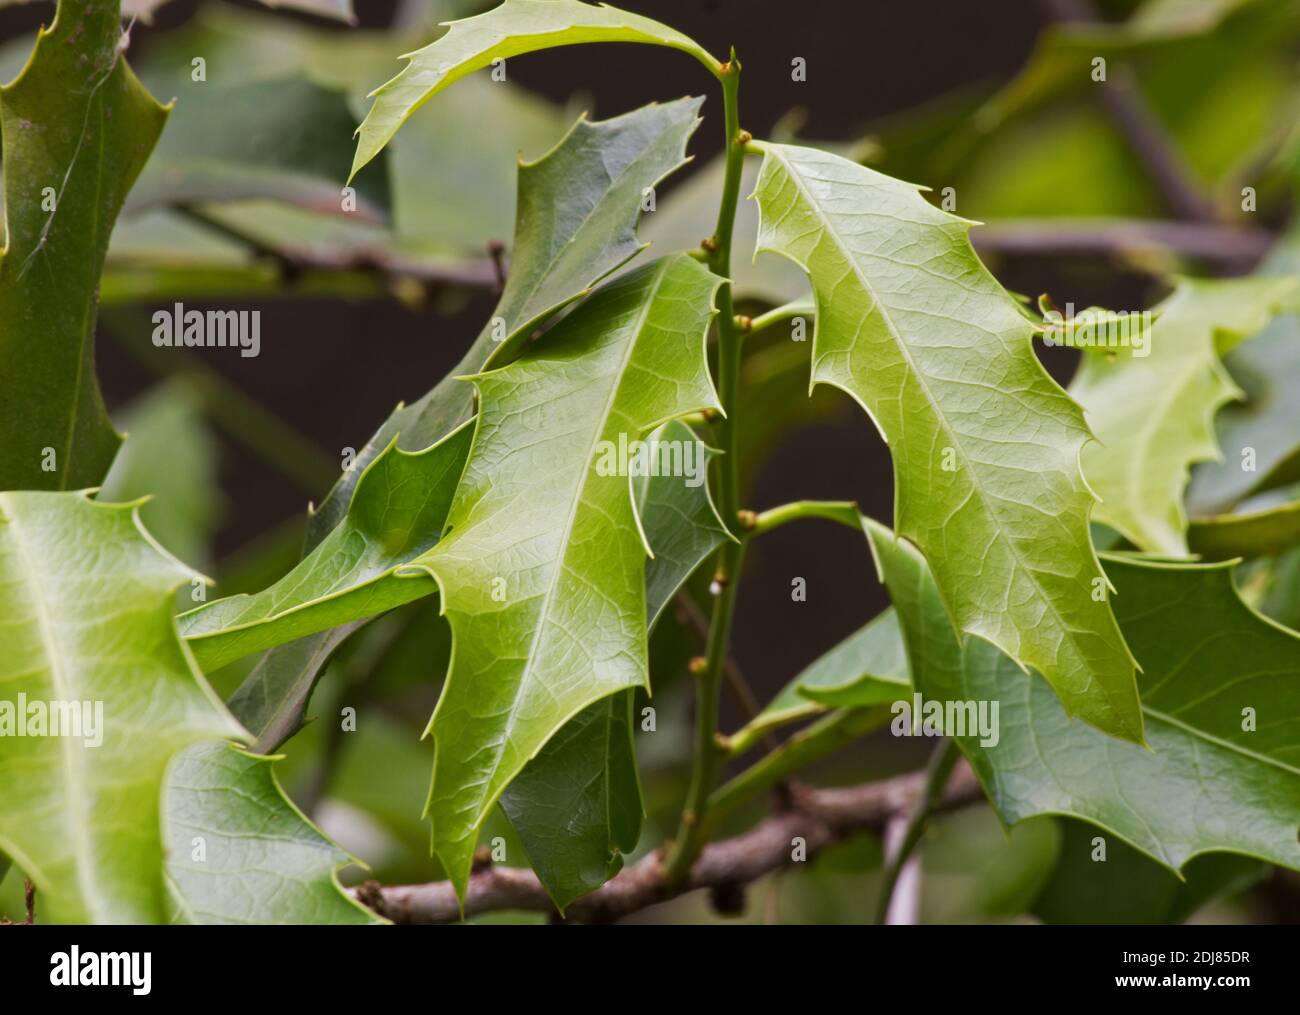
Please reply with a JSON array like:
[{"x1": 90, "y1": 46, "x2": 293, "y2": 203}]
[
  {"x1": 0, "y1": 492, "x2": 243, "y2": 923},
  {"x1": 750, "y1": 141, "x2": 1142, "y2": 743},
  {"x1": 350, "y1": 0, "x2": 717, "y2": 179},
  {"x1": 164, "y1": 742, "x2": 380, "y2": 925},
  {"x1": 864, "y1": 516, "x2": 1300, "y2": 875},
  {"x1": 501, "y1": 419, "x2": 727, "y2": 908},
  {"x1": 416, "y1": 254, "x2": 721, "y2": 898},
  {"x1": 1071, "y1": 275, "x2": 1300, "y2": 555}
]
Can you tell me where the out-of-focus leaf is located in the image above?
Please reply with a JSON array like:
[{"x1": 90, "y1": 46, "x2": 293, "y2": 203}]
[
  {"x1": 128, "y1": 75, "x2": 390, "y2": 220},
  {"x1": 921, "y1": 809, "x2": 1061, "y2": 924},
  {"x1": 1070, "y1": 275, "x2": 1299, "y2": 555},
  {"x1": 163, "y1": 742, "x2": 379, "y2": 924},
  {"x1": 0, "y1": 492, "x2": 243, "y2": 923},
  {"x1": 0, "y1": 2, "x2": 166, "y2": 490},
  {"x1": 1189, "y1": 494, "x2": 1300, "y2": 560},
  {"x1": 864, "y1": 515, "x2": 1300, "y2": 876},
  {"x1": 750, "y1": 142, "x2": 1142, "y2": 743},
  {"x1": 416, "y1": 254, "x2": 721, "y2": 898},
  {"x1": 1188, "y1": 234, "x2": 1300, "y2": 512},
  {"x1": 100, "y1": 380, "x2": 221, "y2": 571},
  {"x1": 1031, "y1": 816, "x2": 1263, "y2": 925},
  {"x1": 349, "y1": 0, "x2": 717, "y2": 179}
]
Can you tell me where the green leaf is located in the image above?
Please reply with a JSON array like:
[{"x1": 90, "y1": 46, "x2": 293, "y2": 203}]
[
  {"x1": 127, "y1": 75, "x2": 390, "y2": 220},
  {"x1": 0, "y1": 1, "x2": 167, "y2": 490},
  {"x1": 349, "y1": 0, "x2": 717, "y2": 180},
  {"x1": 500, "y1": 419, "x2": 727, "y2": 910},
  {"x1": 178, "y1": 422, "x2": 473, "y2": 672},
  {"x1": 1070, "y1": 275, "x2": 1300, "y2": 555},
  {"x1": 312, "y1": 96, "x2": 704, "y2": 544},
  {"x1": 415, "y1": 253, "x2": 721, "y2": 898},
  {"x1": 225, "y1": 625, "x2": 364, "y2": 753},
  {"x1": 0, "y1": 492, "x2": 243, "y2": 923},
  {"x1": 1189, "y1": 494, "x2": 1300, "y2": 560},
  {"x1": 636, "y1": 420, "x2": 731, "y2": 626},
  {"x1": 99, "y1": 380, "x2": 221, "y2": 572},
  {"x1": 749, "y1": 141, "x2": 1142, "y2": 743},
  {"x1": 747, "y1": 609, "x2": 910, "y2": 740},
  {"x1": 220, "y1": 98, "x2": 702, "y2": 762},
  {"x1": 863, "y1": 515, "x2": 1300, "y2": 876},
  {"x1": 163, "y1": 742, "x2": 379, "y2": 924},
  {"x1": 1188, "y1": 234, "x2": 1300, "y2": 513},
  {"x1": 498, "y1": 693, "x2": 642, "y2": 913},
  {"x1": 1032, "y1": 817, "x2": 1263, "y2": 925}
]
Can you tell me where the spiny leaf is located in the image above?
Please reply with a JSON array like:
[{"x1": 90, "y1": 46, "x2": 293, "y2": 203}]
[
  {"x1": 1070, "y1": 275, "x2": 1299, "y2": 555},
  {"x1": 313, "y1": 97, "x2": 704, "y2": 545},
  {"x1": 747, "y1": 609, "x2": 909, "y2": 740},
  {"x1": 413, "y1": 253, "x2": 721, "y2": 898},
  {"x1": 0, "y1": 492, "x2": 243, "y2": 923},
  {"x1": 863, "y1": 516, "x2": 1300, "y2": 876},
  {"x1": 226, "y1": 99, "x2": 705, "y2": 763},
  {"x1": 177, "y1": 422, "x2": 473, "y2": 672},
  {"x1": 500, "y1": 419, "x2": 727, "y2": 909},
  {"x1": 0, "y1": 0, "x2": 167, "y2": 491},
  {"x1": 749, "y1": 141, "x2": 1143, "y2": 743},
  {"x1": 163, "y1": 742, "x2": 380, "y2": 924},
  {"x1": 349, "y1": 0, "x2": 717, "y2": 181}
]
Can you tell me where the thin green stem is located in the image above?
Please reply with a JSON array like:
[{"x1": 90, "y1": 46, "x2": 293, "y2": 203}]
[
  {"x1": 705, "y1": 707, "x2": 891, "y2": 832},
  {"x1": 661, "y1": 54, "x2": 749, "y2": 887},
  {"x1": 873, "y1": 738, "x2": 960, "y2": 924},
  {"x1": 747, "y1": 499, "x2": 860, "y2": 538},
  {"x1": 747, "y1": 298, "x2": 815, "y2": 339}
]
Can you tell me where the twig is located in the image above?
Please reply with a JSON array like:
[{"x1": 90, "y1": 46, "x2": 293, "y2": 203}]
[
  {"x1": 352, "y1": 762, "x2": 982, "y2": 924},
  {"x1": 972, "y1": 219, "x2": 1274, "y2": 266},
  {"x1": 171, "y1": 204, "x2": 498, "y2": 290}
]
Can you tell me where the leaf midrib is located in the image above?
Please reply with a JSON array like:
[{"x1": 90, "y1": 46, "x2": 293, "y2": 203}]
[
  {"x1": 0, "y1": 497, "x2": 95, "y2": 919},
  {"x1": 464, "y1": 257, "x2": 670, "y2": 827},
  {"x1": 771, "y1": 147, "x2": 1102, "y2": 699}
]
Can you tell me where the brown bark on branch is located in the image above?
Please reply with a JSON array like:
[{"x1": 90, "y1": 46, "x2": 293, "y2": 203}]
[{"x1": 352, "y1": 762, "x2": 983, "y2": 924}]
